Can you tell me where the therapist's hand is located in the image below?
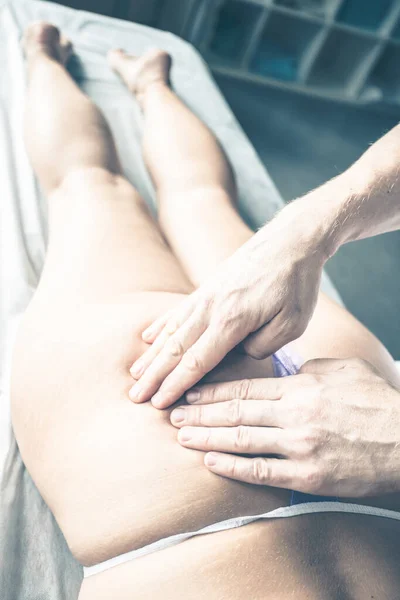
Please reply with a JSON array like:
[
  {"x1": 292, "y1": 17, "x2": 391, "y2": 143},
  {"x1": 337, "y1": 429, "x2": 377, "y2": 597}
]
[
  {"x1": 170, "y1": 358, "x2": 400, "y2": 497},
  {"x1": 129, "y1": 200, "x2": 328, "y2": 408}
]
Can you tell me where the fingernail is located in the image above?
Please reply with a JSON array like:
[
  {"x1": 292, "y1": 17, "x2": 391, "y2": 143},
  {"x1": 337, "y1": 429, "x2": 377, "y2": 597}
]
[
  {"x1": 205, "y1": 453, "x2": 218, "y2": 467},
  {"x1": 186, "y1": 389, "x2": 200, "y2": 403},
  {"x1": 142, "y1": 327, "x2": 153, "y2": 341},
  {"x1": 151, "y1": 392, "x2": 163, "y2": 407},
  {"x1": 178, "y1": 428, "x2": 192, "y2": 443},
  {"x1": 129, "y1": 383, "x2": 142, "y2": 401},
  {"x1": 165, "y1": 320, "x2": 177, "y2": 335},
  {"x1": 171, "y1": 408, "x2": 185, "y2": 424},
  {"x1": 130, "y1": 360, "x2": 144, "y2": 378}
]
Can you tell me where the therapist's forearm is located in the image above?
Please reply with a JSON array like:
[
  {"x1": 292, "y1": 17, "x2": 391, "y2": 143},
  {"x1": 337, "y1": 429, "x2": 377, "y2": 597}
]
[{"x1": 282, "y1": 123, "x2": 400, "y2": 261}]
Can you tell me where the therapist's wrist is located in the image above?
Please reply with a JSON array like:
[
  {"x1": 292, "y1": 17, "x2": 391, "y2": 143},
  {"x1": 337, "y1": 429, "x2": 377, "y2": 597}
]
[
  {"x1": 277, "y1": 187, "x2": 341, "y2": 267},
  {"x1": 286, "y1": 170, "x2": 368, "y2": 263}
]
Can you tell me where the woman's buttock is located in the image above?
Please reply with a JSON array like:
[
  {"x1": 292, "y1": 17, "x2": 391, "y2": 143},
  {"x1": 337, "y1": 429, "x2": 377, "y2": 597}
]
[{"x1": 11, "y1": 290, "x2": 290, "y2": 566}]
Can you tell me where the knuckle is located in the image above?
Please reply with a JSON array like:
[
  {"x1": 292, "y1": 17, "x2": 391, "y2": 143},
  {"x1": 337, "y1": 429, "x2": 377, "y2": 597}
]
[
  {"x1": 182, "y1": 349, "x2": 205, "y2": 374},
  {"x1": 300, "y1": 401, "x2": 321, "y2": 425},
  {"x1": 203, "y1": 386, "x2": 215, "y2": 403},
  {"x1": 302, "y1": 465, "x2": 326, "y2": 494},
  {"x1": 204, "y1": 385, "x2": 217, "y2": 402},
  {"x1": 227, "y1": 399, "x2": 242, "y2": 426},
  {"x1": 193, "y1": 406, "x2": 204, "y2": 425},
  {"x1": 285, "y1": 397, "x2": 301, "y2": 421},
  {"x1": 227, "y1": 456, "x2": 240, "y2": 479},
  {"x1": 165, "y1": 317, "x2": 178, "y2": 335},
  {"x1": 198, "y1": 295, "x2": 213, "y2": 313},
  {"x1": 287, "y1": 397, "x2": 306, "y2": 421},
  {"x1": 238, "y1": 378, "x2": 252, "y2": 400},
  {"x1": 293, "y1": 427, "x2": 320, "y2": 458},
  {"x1": 302, "y1": 398, "x2": 318, "y2": 419},
  {"x1": 288, "y1": 395, "x2": 320, "y2": 426},
  {"x1": 202, "y1": 428, "x2": 212, "y2": 450},
  {"x1": 165, "y1": 337, "x2": 184, "y2": 358},
  {"x1": 212, "y1": 308, "x2": 238, "y2": 332},
  {"x1": 234, "y1": 425, "x2": 250, "y2": 451},
  {"x1": 252, "y1": 458, "x2": 269, "y2": 483}
]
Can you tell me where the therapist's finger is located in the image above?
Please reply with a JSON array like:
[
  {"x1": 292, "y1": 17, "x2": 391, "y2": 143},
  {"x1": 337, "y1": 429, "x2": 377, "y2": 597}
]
[
  {"x1": 186, "y1": 378, "x2": 285, "y2": 405},
  {"x1": 129, "y1": 314, "x2": 206, "y2": 403},
  {"x1": 132, "y1": 300, "x2": 196, "y2": 378},
  {"x1": 203, "y1": 453, "x2": 297, "y2": 488},
  {"x1": 141, "y1": 311, "x2": 173, "y2": 344},
  {"x1": 131, "y1": 326, "x2": 174, "y2": 380},
  {"x1": 152, "y1": 324, "x2": 243, "y2": 409},
  {"x1": 177, "y1": 425, "x2": 288, "y2": 455},
  {"x1": 170, "y1": 399, "x2": 283, "y2": 428},
  {"x1": 141, "y1": 293, "x2": 197, "y2": 345}
]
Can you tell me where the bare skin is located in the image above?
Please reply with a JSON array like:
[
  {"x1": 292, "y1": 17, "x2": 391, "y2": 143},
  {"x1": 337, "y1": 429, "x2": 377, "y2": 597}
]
[{"x1": 12, "y1": 23, "x2": 400, "y2": 600}]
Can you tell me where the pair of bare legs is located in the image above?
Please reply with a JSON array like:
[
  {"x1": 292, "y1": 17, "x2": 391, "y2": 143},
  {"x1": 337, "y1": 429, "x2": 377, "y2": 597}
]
[
  {"x1": 22, "y1": 23, "x2": 398, "y2": 377},
  {"x1": 14, "y1": 23, "x2": 400, "y2": 600},
  {"x1": 23, "y1": 23, "x2": 251, "y2": 298}
]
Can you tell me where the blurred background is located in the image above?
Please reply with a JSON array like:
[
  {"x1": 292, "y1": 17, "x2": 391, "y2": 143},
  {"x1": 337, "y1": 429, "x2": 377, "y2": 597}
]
[{"x1": 49, "y1": 0, "x2": 400, "y2": 358}]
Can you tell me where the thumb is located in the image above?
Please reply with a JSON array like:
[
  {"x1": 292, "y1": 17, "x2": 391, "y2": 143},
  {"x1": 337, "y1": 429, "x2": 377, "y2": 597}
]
[{"x1": 299, "y1": 358, "x2": 349, "y2": 375}]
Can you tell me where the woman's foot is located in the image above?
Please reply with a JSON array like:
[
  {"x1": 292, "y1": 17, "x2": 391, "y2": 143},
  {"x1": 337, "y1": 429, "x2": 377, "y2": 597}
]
[
  {"x1": 108, "y1": 48, "x2": 171, "y2": 107},
  {"x1": 22, "y1": 22, "x2": 72, "y2": 65}
]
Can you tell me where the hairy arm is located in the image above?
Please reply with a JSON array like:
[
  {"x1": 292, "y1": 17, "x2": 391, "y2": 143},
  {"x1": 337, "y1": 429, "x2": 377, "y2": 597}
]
[{"x1": 296, "y1": 123, "x2": 400, "y2": 257}]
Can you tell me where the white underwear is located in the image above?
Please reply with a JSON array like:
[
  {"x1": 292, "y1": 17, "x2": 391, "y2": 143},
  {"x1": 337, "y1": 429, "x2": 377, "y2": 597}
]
[{"x1": 84, "y1": 501, "x2": 400, "y2": 578}]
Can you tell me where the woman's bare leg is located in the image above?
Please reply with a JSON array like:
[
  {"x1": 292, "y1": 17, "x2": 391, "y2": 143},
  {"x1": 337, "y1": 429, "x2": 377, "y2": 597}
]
[
  {"x1": 109, "y1": 49, "x2": 251, "y2": 287},
  {"x1": 23, "y1": 24, "x2": 192, "y2": 303}
]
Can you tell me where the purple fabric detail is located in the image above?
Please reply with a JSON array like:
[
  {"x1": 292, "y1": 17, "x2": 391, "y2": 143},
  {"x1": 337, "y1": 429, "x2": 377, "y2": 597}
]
[{"x1": 271, "y1": 345, "x2": 303, "y2": 378}]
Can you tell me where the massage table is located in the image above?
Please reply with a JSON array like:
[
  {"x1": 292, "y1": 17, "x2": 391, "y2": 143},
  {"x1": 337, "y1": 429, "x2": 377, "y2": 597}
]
[{"x1": 0, "y1": 1, "x2": 342, "y2": 597}]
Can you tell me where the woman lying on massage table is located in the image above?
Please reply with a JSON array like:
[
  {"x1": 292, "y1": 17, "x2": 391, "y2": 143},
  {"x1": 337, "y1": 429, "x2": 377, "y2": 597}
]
[{"x1": 11, "y1": 22, "x2": 400, "y2": 600}]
